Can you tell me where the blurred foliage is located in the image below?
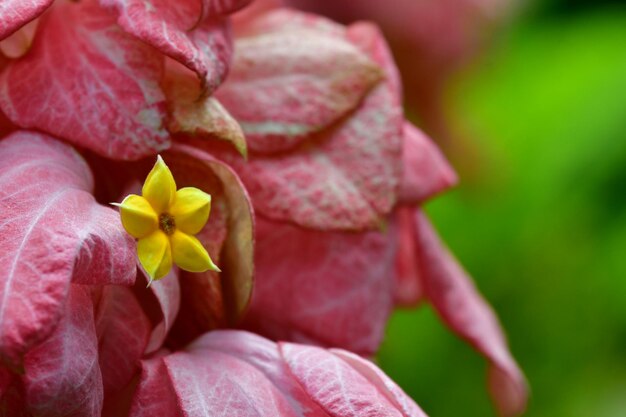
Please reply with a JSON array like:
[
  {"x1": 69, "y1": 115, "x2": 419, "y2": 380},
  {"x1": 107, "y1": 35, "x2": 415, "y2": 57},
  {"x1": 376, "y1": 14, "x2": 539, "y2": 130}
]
[{"x1": 378, "y1": 2, "x2": 626, "y2": 417}]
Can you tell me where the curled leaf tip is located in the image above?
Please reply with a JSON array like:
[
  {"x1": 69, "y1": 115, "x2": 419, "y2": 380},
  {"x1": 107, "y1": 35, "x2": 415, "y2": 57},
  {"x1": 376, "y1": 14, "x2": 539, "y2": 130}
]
[{"x1": 116, "y1": 155, "x2": 220, "y2": 280}]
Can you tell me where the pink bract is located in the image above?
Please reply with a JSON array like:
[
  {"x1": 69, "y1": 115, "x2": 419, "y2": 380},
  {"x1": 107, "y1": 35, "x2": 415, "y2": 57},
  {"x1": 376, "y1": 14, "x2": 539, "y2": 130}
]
[
  {"x1": 208, "y1": 13, "x2": 403, "y2": 231},
  {"x1": 0, "y1": 2, "x2": 526, "y2": 416},
  {"x1": 0, "y1": 132, "x2": 136, "y2": 366},
  {"x1": 130, "y1": 330, "x2": 428, "y2": 417}
]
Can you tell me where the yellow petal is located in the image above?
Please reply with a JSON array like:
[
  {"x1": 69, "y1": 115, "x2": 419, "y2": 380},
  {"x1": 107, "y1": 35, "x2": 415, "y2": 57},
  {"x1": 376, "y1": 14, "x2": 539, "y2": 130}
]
[
  {"x1": 142, "y1": 155, "x2": 177, "y2": 213},
  {"x1": 169, "y1": 187, "x2": 212, "y2": 235},
  {"x1": 114, "y1": 194, "x2": 158, "y2": 239},
  {"x1": 170, "y1": 230, "x2": 220, "y2": 273},
  {"x1": 138, "y1": 230, "x2": 173, "y2": 280}
]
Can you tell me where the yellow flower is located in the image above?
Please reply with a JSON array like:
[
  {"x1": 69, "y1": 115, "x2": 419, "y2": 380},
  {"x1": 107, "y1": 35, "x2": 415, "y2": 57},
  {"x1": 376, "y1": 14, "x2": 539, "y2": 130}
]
[{"x1": 114, "y1": 155, "x2": 219, "y2": 284}]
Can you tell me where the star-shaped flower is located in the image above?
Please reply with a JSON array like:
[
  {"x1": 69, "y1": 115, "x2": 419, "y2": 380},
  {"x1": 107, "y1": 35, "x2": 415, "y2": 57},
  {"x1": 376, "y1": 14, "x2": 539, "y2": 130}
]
[{"x1": 114, "y1": 155, "x2": 219, "y2": 284}]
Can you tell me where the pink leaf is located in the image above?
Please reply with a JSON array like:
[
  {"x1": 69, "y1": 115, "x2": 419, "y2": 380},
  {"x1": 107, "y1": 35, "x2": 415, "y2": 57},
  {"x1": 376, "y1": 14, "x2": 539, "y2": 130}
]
[
  {"x1": 0, "y1": 0, "x2": 52, "y2": 40},
  {"x1": 0, "y1": 0, "x2": 169, "y2": 160},
  {"x1": 331, "y1": 349, "x2": 428, "y2": 417},
  {"x1": 211, "y1": 17, "x2": 403, "y2": 231},
  {"x1": 398, "y1": 122, "x2": 457, "y2": 204},
  {"x1": 412, "y1": 210, "x2": 528, "y2": 416},
  {"x1": 23, "y1": 286, "x2": 103, "y2": 417},
  {"x1": 102, "y1": 0, "x2": 235, "y2": 93},
  {"x1": 130, "y1": 330, "x2": 427, "y2": 417},
  {"x1": 216, "y1": 10, "x2": 383, "y2": 153},
  {"x1": 129, "y1": 356, "x2": 181, "y2": 417},
  {"x1": 95, "y1": 285, "x2": 151, "y2": 397},
  {"x1": 0, "y1": 132, "x2": 136, "y2": 366},
  {"x1": 281, "y1": 342, "x2": 427, "y2": 417},
  {"x1": 243, "y1": 215, "x2": 396, "y2": 355}
]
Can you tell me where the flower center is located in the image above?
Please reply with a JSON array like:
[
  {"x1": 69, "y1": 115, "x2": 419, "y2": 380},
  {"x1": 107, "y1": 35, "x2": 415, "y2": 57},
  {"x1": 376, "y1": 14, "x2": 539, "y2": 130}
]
[{"x1": 159, "y1": 213, "x2": 176, "y2": 235}]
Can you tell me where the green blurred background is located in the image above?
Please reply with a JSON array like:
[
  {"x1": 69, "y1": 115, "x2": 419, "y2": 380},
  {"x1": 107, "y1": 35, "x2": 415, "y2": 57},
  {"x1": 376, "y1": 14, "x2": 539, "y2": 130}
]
[{"x1": 378, "y1": 0, "x2": 626, "y2": 416}]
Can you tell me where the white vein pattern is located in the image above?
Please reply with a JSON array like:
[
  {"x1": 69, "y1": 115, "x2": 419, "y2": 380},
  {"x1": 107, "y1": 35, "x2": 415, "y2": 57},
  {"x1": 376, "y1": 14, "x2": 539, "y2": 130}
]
[
  {"x1": 129, "y1": 331, "x2": 427, "y2": 417},
  {"x1": 0, "y1": 133, "x2": 135, "y2": 365}
]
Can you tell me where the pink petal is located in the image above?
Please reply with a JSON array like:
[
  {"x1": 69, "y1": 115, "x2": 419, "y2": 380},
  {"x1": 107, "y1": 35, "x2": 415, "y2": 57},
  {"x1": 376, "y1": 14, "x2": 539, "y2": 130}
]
[
  {"x1": 0, "y1": 0, "x2": 169, "y2": 160},
  {"x1": 0, "y1": 0, "x2": 52, "y2": 40},
  {"x1": 0, "y1": 132, "x2": 136, "y2": 366},
  {"x1": 243, "y1": 215, "x2": 396, "y2": 355},
  {"x1": 398, "y1": 123, "x2": 457, "y2": 204},
  {"x1": 102, "y1": 0, "x2": 237, "y2": 93},
  {"x1": 95, "y1": 285, "x2": 151, "y2": 397},
  {"x1": 413, "y1": 210, "x2": 528, "y2": 416},
  {"x1": 130, "y1": 330, "x2": 427, "y2": 417},
  {"x1": 216, "y1": 10, "x2": 383, "y2": 153},
  {"x1": 23, "y1": 286, "x2": 103, "y2": 417},
  {"x1": 211, "y1": 18, "x2": 403, "y2": 231}
]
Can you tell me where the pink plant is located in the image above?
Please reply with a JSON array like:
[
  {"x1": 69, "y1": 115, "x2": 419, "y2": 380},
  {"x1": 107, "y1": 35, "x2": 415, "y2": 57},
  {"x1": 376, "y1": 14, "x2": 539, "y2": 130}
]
[{"x1": 0, "y1": 1, "x2": 526, "y2": 416}]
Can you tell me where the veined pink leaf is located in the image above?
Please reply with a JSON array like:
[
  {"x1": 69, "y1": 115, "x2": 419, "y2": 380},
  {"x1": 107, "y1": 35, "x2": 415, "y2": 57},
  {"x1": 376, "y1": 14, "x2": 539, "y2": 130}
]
[
  {"x1": 281, "y1": 343, "x2": 427, "y2": 417},
  {"x1": 412, "y1": 210, "x2": 528, "y2": 416},
  {"x1": 398, "y1": 123, "x2": 457, "y2": 204},
  {"x1": 166, "y1": 144, "x2": 254, "y2": 327},
  {"x1": 130, "y1": 330, "x2": 427, "y2": 417},
  {"x1": 0, "y1": 0, "x2": 52, "y2": 40},
  {"x1": 243, "y1": 215, "x2": 396, "y2": 355},
  {"x1": 0, "y1": 0, "x2": 169, "y2": 160},
  {"x1": 101, "y1": 0, "x2": 234, "y2": 93},
  {"x1": 23, "y1": 286, "x2": 102, "y2": 417},
  {"x1": 331, "y1": 349, "x2": 429, "y2": 417},
  {"x1": 0, "y1": 132, "x2": 136, "y2": 366},
  {"x1": 216, "y1": 11, "x2": 383, "y2": 153},
  {"x1": 211, "y1": 18, "x2": 403, "y2": 231},
  {"x1": 95, "y1": 285, "x2": 151, "y2": 397}
]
